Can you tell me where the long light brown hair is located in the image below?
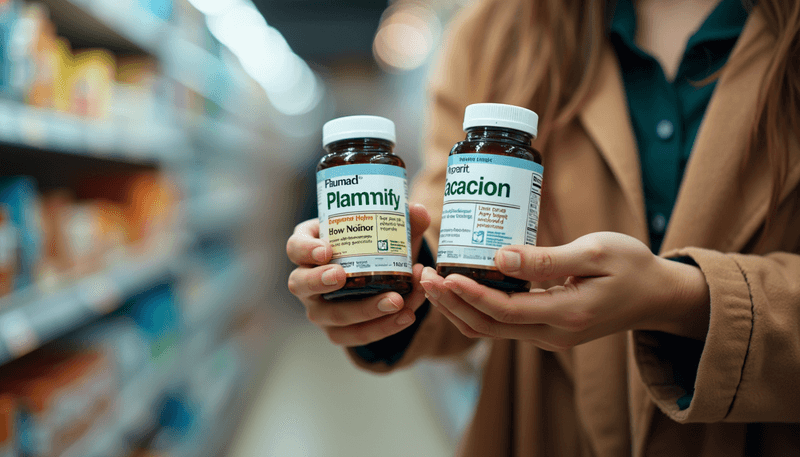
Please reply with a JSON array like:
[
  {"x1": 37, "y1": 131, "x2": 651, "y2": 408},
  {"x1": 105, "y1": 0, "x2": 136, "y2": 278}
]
[{"x1": 466, "y1": 0, "x2": 800, "y2": 230}]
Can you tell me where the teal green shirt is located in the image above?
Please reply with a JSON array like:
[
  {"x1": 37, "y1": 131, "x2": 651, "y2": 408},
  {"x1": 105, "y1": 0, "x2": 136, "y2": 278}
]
[{"x1": 609, "y1": 0, "x2": 748, "y2": 254}]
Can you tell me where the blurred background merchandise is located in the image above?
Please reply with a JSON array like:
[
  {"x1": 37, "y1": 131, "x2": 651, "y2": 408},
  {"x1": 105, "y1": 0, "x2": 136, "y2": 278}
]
[{"x1": 0, "y1": 0, "x2": 480, "y2": 455}]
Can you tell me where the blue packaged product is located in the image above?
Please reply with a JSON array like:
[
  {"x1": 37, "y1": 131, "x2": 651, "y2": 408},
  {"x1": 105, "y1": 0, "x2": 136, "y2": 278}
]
[
  {"x1": 0, "y1": 177, "x2": 42, "y2": 289},
  {"x1": 124, "y1": 283, "x2": 181, "y2": 357},
  {"x1": 0, "y1": 0, "x2": 19, "y2": 98}
]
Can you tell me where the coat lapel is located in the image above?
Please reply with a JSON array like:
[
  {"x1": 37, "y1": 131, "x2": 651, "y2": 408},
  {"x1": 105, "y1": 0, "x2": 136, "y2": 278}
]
[
  {"x1": 662, "y1": 9, "x2": 800, "y2": 254},
  {"x1": 578, "y1": 44, "x2": 648, "y2": 241}
]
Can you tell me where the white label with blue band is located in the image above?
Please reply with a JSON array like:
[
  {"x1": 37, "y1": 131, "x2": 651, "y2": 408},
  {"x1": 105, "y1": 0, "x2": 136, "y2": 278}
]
[{"x1": 437, "y1": 153, "x2": 543, "y2": 269}]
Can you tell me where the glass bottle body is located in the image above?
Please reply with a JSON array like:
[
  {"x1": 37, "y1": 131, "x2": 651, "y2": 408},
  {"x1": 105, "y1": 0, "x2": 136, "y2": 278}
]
[
  {"x1": 317, "y1": 139, "x2": 413, "y2": 300},
  {"x1": 436, "y1": 127, "x2": 543, "y2": 293}
]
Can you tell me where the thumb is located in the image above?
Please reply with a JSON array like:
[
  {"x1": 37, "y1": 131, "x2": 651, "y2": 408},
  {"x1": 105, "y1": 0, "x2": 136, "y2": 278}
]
[
  {"x1": 409, "y1": 203, "x2": 431, "y2": 262},
  {"x1": 495, "y1": 238, "x2": 607, "y2": 282}
]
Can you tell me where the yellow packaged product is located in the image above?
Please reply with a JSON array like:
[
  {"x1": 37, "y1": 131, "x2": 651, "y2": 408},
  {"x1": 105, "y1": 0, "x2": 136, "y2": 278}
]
[{"x1": 68, "y1": 49, "x2": 114, "y2": 118}]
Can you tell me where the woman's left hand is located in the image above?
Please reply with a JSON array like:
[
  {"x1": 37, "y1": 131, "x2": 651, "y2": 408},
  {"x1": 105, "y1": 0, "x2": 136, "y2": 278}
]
[{"x1": 420, "y1": 232, "x2": 710, "y2": 351}]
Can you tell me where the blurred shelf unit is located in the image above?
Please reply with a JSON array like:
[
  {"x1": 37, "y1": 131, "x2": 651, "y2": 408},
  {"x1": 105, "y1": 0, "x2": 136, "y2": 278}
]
[
  {"x1": 56, "y1": 256, "x2": 259, "y2": 457},
  {"x1": 0, "y1": 243, "x2": 181, "y2": 366},
  {"x1": 0, "y1": 0, "x2": 269, "y2": 455},
  {"x1": 38, "y1": 0, "x2": 249, "y2": 113},
  {"x1": 0, "y1": 99, "x2": 189, "y2": 165}
]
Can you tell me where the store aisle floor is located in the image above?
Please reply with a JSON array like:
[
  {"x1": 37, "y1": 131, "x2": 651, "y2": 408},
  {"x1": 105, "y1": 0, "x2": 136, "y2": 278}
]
[{"x1": 226, "y1": 322, "x2": 455, "y2": 457}]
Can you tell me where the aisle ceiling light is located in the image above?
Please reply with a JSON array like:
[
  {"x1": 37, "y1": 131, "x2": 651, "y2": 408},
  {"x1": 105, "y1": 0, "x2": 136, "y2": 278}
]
[
  {"x1": 189, "y1": 0, "x2": 323, "y2": 116},
  {"x1": 373, "y1": 2, "x2": 441, "y2": 72}
]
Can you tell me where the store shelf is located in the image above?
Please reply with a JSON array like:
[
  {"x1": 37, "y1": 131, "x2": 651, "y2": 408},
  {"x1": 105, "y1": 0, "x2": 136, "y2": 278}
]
[
  {"x1": 41, "y1": 0, "x2": 248, "y2": 115},
  {"x1": 60, "y1": 348, "x2": 180, "y2": 457},
  {"x1": 57, "y1": 258, "x2": 255, "y2": 457},
  {"x1": 0, "y1": 246, "x2": 181, "y2": 366},
  {"x1": 150, "y1": 340, "x2": 245, "y2": 457},
  {"x1": 38, "y1": 0, "x2": 163, "y2": 55},
  {"x1": 0, "y1": 100, "x2": 188, "y2": 165}
]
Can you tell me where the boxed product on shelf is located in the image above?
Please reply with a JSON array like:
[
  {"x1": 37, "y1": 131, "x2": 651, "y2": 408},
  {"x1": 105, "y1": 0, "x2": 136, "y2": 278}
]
[
  {"x1": 0, "y1": 350, "x2": 116, "y2": 457},
  {"x1": 125, "y1": 283, "x2": 181, "y2": 359},
  {"x1": 113, "y1": 55, "x2": 160, "y2": 123},
  {"x1": 63, "y1": 317, "x2": 150, "y2": 382},
  {"x1": 0, "y1": 0, "x2": 19, "y2": 99},
  {"x1": 68, "y1": 49, "x2": 115, "y2": 118},
  {"x1": 77, "y1": 171, "x2": 179, "y2": 251},
  {"x1": 0, "y1": 176, "x2": 42, "y2": 292},
  {"x1": 18, "y1": 4, "x2": 70, "y2": 112},
  {"x1": 0, "y1": 205, "x2": 18, "y2": 298},
  {"x1": 61, "y1": 202, "x2": 103, "y2": 277},
  {"x1": 95, "y1": 200, "x2": 129, "y2": 265},
  {"x1": 37, "y1": 189, "x2": 73, "y2": 290},
  {"x1": 0, "y1": 394, "x2": 14, "y2": 457}
]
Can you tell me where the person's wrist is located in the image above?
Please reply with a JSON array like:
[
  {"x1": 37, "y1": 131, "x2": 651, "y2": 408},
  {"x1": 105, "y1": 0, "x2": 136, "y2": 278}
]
[{"x1": 653, "y1": 257, "x2": 711, "y2": 340}]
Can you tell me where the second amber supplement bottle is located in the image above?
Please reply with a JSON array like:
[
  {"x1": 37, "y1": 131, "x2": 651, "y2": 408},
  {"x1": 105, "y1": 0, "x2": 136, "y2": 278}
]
[
  {"x1": 436, "y1": 103, "x2": 542, "y2": 292},
  {"x1": 317, "y1": 115, "x2": 413, "y2": 300}
]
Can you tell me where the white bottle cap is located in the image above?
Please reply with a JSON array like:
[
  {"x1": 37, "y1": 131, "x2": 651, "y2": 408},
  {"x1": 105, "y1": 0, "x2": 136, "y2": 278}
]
[
  {"x1": 463, "y1": 103, "x2": 539, "y2": 138},
  {"x1": 323, "y1": 115, "x2": 396, "y2": 147}
]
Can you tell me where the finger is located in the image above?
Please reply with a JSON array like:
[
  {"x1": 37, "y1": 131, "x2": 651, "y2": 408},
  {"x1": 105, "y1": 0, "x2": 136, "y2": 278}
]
[
  {"x1": 287, "y1": 219, "x2": 331, "y2": 266},
  {"x1": 443, "y1": 273, "x2": 588, "y2": 330},
  {"x1": 409, "y1": 203, "x2": 431, "y2": 260},
  {"x1": 305, "y1": 291, "x2": 403, "y2": 326},
  {"x1": 404, "y1": 263, "x2": 429, "y2": 312},
  {"x1": 421, "y1": 268, "x2": 502, "y2": 338},
  {"x1": 419, "y1": 266, "x2": 451, "y2": 304},
  {"x1": 432, "y1": 287, "x2": 571, "y2": 350},
  {"x1": 440, "y1": 275, "x2": 584, "y2": 345},
  {"x1": 287, "y1": 264, "x2": 346, "y2": 299},
  {"x1": 325, "y1": 308, "x2": 417, "y2": 347},
  {"x1": 429, "y1": 294, "x2": 489, "y2": 339},
  {"x1": 495, "y1": 236, "x2": 611, "y2": 282}
]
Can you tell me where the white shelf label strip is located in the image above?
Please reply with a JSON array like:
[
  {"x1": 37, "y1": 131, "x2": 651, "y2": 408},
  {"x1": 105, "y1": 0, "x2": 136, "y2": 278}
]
[{"x1": 0, "y1": 310, "x2": 40, "y2": 358}]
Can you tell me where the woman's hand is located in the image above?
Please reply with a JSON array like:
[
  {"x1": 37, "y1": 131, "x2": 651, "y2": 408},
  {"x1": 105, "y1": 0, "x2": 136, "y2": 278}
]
[
  {"x1": 286, "y1": 204, "x2": 431, "y2": 347},
  {"x1": 420, "y1": 232, "x2": 710, "y2": 351}
]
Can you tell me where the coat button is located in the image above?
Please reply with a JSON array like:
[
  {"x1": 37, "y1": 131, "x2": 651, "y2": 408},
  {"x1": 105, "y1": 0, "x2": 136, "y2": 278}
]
[
  {"x1": 656, "y1": 119, "x2": 674, "y2": 141},
  {"x1": 651, "y1": 213, "x2": 667, "y2": 234}
]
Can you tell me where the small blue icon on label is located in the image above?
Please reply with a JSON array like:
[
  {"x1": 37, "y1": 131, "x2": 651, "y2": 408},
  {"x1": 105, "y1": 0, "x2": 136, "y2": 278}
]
[
  {"x1": 472, "y1": 231, "x2": 485, "y2": 244},
  {"x1": 377, "y1": 240, "x2": 389, "y2": 251}
]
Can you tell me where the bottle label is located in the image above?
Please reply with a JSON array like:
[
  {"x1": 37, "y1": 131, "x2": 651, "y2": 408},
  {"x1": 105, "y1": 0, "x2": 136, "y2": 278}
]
[
  {"x1": 317, "y1": 164, "x2": 412, "y2": 276},
  {"x1": 437, "y1": 153, "x2": 543, "y2": 269}
]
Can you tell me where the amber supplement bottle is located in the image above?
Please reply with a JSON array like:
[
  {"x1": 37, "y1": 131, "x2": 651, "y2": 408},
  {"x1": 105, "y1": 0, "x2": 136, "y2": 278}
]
[
  {"x1": 317, "y1": 115, "x2": 413, "y2": 300},
  {"x1": 436, "y1": 103, "x2": 542, "y2": 292}
]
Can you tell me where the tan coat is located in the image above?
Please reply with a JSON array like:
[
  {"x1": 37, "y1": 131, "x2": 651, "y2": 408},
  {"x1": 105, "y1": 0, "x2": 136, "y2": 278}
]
[{"x1": 349, "y1": 3, "x2": 800, "y2": 455}]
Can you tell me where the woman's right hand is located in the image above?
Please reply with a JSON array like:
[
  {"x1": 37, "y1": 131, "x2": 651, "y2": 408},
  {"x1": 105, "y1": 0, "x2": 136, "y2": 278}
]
[{"x1": 286, "y1": 203, "x2": 431, "y2": 347}]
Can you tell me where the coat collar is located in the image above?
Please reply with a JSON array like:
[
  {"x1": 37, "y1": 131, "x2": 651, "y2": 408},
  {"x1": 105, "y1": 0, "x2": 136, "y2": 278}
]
[{"x1": 578, "y1": 7, "x2": 799, "y2": 255}]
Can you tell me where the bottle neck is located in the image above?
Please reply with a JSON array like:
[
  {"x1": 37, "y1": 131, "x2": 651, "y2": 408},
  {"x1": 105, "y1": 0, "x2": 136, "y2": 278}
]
[
  {"x1": 466, "y1": 127, "x2": 533, "y2": 146},
  {"x1": 325, "y1": 138, "x2": 395, "y2": 154}
]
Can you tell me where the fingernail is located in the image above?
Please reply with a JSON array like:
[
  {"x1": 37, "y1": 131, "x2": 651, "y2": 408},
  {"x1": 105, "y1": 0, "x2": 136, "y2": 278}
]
[
  {"x1": 396, "y1": 313, "x2": 414, "y2": 326},
  {"x1": 321, "y1": 269, "x2": 339, "y2": 286},
  {"x1": 444, "y1": 280, "x2": 463, "y2": 295},
  {"x1": 378, "y1": 297, "x2": 400, "y2": 313},
  {"x1": 420, "y1": 281, "x2": 439, "y2": 299},
  {"x1": 498, "y1": 250, "x2": 521, "y2": 271},
  {"x1": 312, "y1": 246, "x2": 327, "y2": 263}
]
